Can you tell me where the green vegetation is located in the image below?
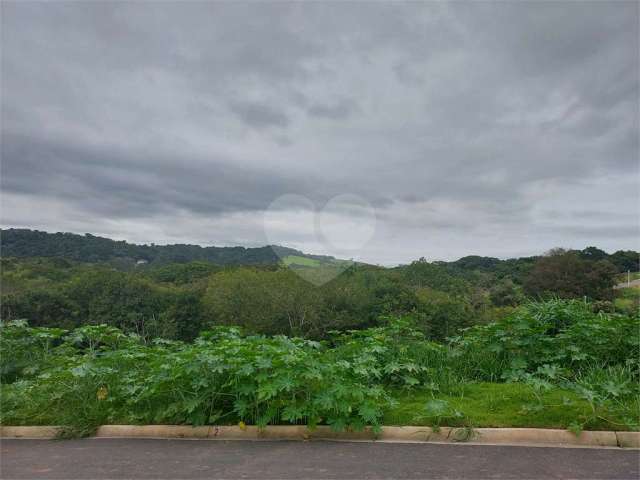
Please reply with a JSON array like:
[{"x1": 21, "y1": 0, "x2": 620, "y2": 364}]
[
  {"x1": 282, "y1": 255, "x2": 321, "y2": 267},
  {"x1": 2, "y1": 300, "x2": 638, "y2": 437},
  {"x1": 3, "y1": 229, "x2": 636, "y2": 277},
  {"x1": 523, "y1": 249, "x2": 618, "y2": 300},
  {"x1": 1, "y1": 228, "x2": 334, "y2": 267},
  {"x1": 0, "y1": 256, "x2": 491, "y2": 341},
  {"x1": 1, "y1": 231, "x2": 638, "y2": 437},
  {"x1": 615, "y1": 287, "x2": 640, "y2": 316},
  {"x1": 385, "y1": 383, "x2": 630, "y2": 430},
  {"x1": 4, "y1": 243, "x2": 632, "y2": 343}
]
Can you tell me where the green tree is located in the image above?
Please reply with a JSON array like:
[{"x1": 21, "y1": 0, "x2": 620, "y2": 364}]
[
  {"x1": 64, "y1": 269, "x2": 175, "y2": 339},
  {"x1": 148, "y1": 261, "x2": 219, "y2": 284},
  {"x1": 160, "y1": 290, "x2": 206, "y2": 341},
  {"x1": 489, "y1": 279, "x2": 525, "y2": 307},
  {"x1": 400, "y1": 258, "x2": 469, "y2": 294},
  {"x1": 579, "y1": 246, "x2": 607, "y2": 261},
  {"x1": 203, "y1": 268, "x2": 323, "y2": 336},
  {"x1": 524, "y1": 250, "x2": 617, "y2": 301},
  {"x1": 1, "y1": 290, "x2": 76, "y2": 329},
  {"x1": 413, "y1": 288, "x2": 474, "y2": 341},
  {"x1": 608, "y1": 250, "x2": 640, "y2": 273}
]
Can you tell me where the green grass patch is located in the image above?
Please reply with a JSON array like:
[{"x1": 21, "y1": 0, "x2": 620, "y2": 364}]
[
  {"x1": 615, "y1": 286, "x2": 640, "y2": 313},
  {"x1": 384, "y1": 382, "x2": 638, "y2": 431},
  {"x1": 618, "y1": 286, "x2": 640, "y2": 298}
]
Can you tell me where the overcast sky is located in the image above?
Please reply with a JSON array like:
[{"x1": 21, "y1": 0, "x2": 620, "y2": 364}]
[{"x1": 1, "y1": 1, "x2": 638, "y2": 265}]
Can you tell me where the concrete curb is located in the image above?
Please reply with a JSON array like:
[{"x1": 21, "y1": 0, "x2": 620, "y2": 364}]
[
  {"x1": 616, "y1": 432, "x2": 640, "y2": 448},
  {"x1": 0, "y1": 426, "x2": 62, "y2": 438},
  {"x1": 1, "y1": 426, "x2": 637, "y2": 448}
]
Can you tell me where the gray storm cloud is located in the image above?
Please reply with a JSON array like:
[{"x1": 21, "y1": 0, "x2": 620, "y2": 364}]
[{"x1": 1, "y1": 1, "x2": 638, "y2": 264}]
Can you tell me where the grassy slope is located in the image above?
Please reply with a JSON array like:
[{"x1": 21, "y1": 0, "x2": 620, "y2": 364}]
[
  {"x1": 384, "y1": 383, "x2": 638, "y2": 431},
  {"x1": 614, "y1": 286, "x2": 640, "y2": 313}
]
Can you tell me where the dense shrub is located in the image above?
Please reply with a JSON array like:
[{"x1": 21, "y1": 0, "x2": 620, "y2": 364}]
[
  {"x1": 3, "y1": 300, "x2": 637, "y2": 435},
  {"x1": 0, "y1": 320, "x2": 67, "y2": 382},
  {"x1": 1, "y1": 322, "x2": 404, "y2": 433},
  {"x1": 329, "y1": 316, "x2": 449, "y2": 388},
  {"x1": 413, "y1": 289, "x2": 476, "y2": 341},
  {"x1": 203, "y1": 268, "x2": 324, "y2": 336},
  {"x1": 450, "y1": 299, "x2": 639, "y2": 381}
]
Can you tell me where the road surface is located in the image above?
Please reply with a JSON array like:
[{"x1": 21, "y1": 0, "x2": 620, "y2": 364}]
[
  {"x1": 614, "y1": 279, "x2": 640, "y2": 289},
  {"x1": 1, "y1": 438, "x2": 638, "y2": 479}
]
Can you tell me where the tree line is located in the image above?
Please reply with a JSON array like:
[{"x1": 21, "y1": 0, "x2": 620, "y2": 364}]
[
  {"x1": 1, "y1": 241, "x2": 636, "y2": 342},
  {"x1": 1, "y1": 228, "x2": 333, "y2": 266},
  {"x1": 3, "y1": 229, "x2": 637, "y2": 274}
]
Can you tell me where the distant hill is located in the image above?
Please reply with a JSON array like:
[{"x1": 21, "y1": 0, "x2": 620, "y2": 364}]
[
  {"x1": 438, "y1": 248, "x2": 638, "y2": 280},
  {"x1": 0, "y1": 228, "x2": 336, "y2": 267},
  {"x1": 1, "y1": 228, "x2": 636, "y2": 275}
]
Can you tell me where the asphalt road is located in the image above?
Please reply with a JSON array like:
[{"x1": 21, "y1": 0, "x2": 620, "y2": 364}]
[
  {"x1": 1, "y1": 438, "x2": 638, "y2": 479},
  {"x1": 614, "y1": 279, "x2": 640, "y2": 289}
]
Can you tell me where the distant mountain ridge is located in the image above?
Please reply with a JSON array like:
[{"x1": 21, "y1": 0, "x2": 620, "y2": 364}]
[
  {"x1": 0, "y1": 228, "x2": 336, "y2": 266},
  {"x1": 1, "y1": 228, "x2": 637, "y2": 274}
]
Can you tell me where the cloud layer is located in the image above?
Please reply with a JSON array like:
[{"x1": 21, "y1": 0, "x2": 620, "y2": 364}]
[{"x1": 2, "y1": 2, "x2": 638, "y2": 264}]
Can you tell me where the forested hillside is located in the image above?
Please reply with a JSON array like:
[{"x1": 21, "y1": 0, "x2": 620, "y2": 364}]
[
  {"x1": 1, "y1": 230, "x2": 637, "y2": 342},
  {"x1": 0, "y1": 229, "x2": 334, "y2": 267},
  {"x1": 3, "y1": 228, "x2": 637, "y2": 274}
]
